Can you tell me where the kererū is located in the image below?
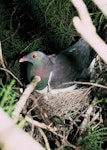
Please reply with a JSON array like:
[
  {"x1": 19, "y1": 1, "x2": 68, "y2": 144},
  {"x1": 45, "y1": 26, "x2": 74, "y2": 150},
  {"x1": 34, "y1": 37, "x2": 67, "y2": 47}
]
[{"x1": 19, "y1": 38, "x2": 95, "y2": 93}]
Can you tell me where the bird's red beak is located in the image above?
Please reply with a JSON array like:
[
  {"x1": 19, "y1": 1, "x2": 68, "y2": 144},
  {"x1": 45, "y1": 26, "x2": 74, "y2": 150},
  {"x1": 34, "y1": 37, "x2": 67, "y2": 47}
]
[{"x1": 19, "y1": 57, "x2": 29, "y2": 62}]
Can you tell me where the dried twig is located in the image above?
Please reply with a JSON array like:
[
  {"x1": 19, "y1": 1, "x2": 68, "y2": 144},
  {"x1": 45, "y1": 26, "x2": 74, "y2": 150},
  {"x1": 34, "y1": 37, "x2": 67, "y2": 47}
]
[
  {"x1": 20, "y1": 41, "x2": 35, "y2": 54},
  {"x1": 80, "y1": 104, "x2": 102, "y2": 135},
  {"x1": 25, "y1": 116, "x2": 76, "y2": 149},
  {"x1": 12, "y1": 76, "x2": 41, "y2": 123},
  {"x1": 38, "y1": 127, "x2": 51, "y2": 150},
  {"x1": 92, "y1": 0, "x2": 107, "y2": 16},
  {"x1": 80, "y1": 104, "x2": 94, "y2": 134},
  {"x1": 62, "y1": 81, "x2": 107, "y2": 89},
  {"x1": 0, "y1": 42, "x2": 10, "y2": 81},
  {"x1": 71, "y1": 0, "x2": 107, "y2": 64},
  {"x1": 30, "y1": 94, "x2": 51, "y2": 125},
  {"x1": 2, "y1": 22, "x2": 20, "y2": 43},
  {"x1": 25, "y1": 116, "x2": 58, "y2": 134},
  {"x1": 0, "y1": 67, "x2": 23, "y2": 86}
]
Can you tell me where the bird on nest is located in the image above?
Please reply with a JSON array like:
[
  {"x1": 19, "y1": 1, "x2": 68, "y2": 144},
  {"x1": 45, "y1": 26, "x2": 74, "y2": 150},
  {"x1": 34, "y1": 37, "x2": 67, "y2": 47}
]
[{"x1": 19, "y1": 38, "x2": 95, "y2": 95}]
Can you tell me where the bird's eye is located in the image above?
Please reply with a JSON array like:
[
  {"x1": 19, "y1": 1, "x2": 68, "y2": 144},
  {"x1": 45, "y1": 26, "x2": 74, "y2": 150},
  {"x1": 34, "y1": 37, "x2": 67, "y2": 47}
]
[{"x1": 32, "y1": 54, "x2": 36, "y2": 58}]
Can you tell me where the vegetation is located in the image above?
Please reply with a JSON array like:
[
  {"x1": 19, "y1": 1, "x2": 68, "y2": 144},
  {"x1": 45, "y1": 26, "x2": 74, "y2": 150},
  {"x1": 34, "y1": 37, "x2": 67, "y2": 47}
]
[
  {"x1": 79, "y1": 126, "x2": 107, "y2": 150},
  {"x1": 0, "y1": 80, "x2": 19, "y2": 116},
  {"x1": 0, "y1": 0, "x2": 107, "y2": 149},
  {"x1": 0, "y1": 0, "x2": 106, "y2": 78}
]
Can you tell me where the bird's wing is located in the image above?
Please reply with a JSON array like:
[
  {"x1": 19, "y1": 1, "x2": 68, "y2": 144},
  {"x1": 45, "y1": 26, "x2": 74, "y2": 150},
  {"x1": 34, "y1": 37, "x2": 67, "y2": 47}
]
[{"x1": 62, "y1": 38, "x2": 95, "y2": 69}]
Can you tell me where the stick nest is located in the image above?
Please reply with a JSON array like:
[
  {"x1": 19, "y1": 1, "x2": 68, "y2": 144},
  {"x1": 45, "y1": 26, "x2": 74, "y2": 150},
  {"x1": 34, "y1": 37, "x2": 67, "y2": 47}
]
[{"x1": 37, "y1": 88, "x2": 90, "y2": 121}]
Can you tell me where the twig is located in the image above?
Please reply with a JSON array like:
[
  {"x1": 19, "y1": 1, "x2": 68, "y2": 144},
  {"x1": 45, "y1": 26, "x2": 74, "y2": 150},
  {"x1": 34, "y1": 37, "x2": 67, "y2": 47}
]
[
  {"x1": 62, "y1": 81, "x2": 107, "y2": 89},
  {"x1": 91, "y1": 111, "x2": 100, "y2": 123},
  {"x1": 20, "y1": 40, "x2": 36, "y2": 54},
  {"x1": 0, "y1": 107, "x2": 44, "y2": 150},
  {"x1": 2, "y1": 22, "x2": 20, "y2": 43},
  {"x1": 25, "y1": 116, "x2": 76, "y2": 149},
  {"x1": 0, "y1": 42, "x2": 10, "y2": 81},
  {"x1": 91, "y1": 107, "x2": 103, "y2": 129},
  {"x1": 80, "y1": 104, "x2": 94, "y2": 134},
  {"x1": 30, "y1": 94, "x2": 51, "y2": 124},
  {"x1": 12, "y1": 76, "x2": 41, "y2": 123},
  {"x1": 71, "y1": 0, "x2": 107, "y2": 64},
  {"x1": 26, "y1": 94, "x2": 42, "y2": 115},
  {"x1": 92, "y1": 0, "x2": 107, "y2": 16},
  {"x1": 0, "y1": 67, "x2": 23, "y2": 86},
  {"x1": 25, "y1": 115, "x2": 58, "y2": 134},
  {"x1": 38, "y1": 127, "x2": 51, "y2": 150},
  {"x1": 79, "y1": 104, "x2": 102, "y2": 135}
]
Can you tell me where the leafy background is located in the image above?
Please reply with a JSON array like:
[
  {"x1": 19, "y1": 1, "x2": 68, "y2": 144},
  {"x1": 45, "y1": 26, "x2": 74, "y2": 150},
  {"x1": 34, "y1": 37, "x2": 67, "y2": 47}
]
[
  {"x1": 0, "y1": 0, "x2": 106, "y2": 81},
  {"x1": 0, "y1": 1, "x2": 107, "y2": 149}
]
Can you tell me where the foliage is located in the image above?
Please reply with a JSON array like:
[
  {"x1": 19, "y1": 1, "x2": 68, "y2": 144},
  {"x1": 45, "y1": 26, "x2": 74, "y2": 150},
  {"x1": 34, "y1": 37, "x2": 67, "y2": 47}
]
[
  {"x1": 1, "y1": 0, "x2": 106, "y2": 53},
  {"x1": 26, "y1": 0, "x2": 106, "y2": 51},
  {"x1": 0, "y1": 1, "x2": 107, "y2": 148},
  {"x1": 94, "y1": 98, "x2": 107, "y2": 105},
  {"x1": 0, "y1": 0, "x2": 106, "y2": 78},
  {"x1": 0, "y1": 80, "x2": 19, "y2": 116},
  {"x1": 79, "y1": 125, "x2": 107, "y2": 150}
]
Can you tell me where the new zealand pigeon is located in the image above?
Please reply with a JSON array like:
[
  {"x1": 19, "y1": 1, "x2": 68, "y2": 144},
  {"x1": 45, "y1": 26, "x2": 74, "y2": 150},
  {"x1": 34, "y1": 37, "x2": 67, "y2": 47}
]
[{"x1": 19, "y1": 38, "x2": 95, "y2": 93}]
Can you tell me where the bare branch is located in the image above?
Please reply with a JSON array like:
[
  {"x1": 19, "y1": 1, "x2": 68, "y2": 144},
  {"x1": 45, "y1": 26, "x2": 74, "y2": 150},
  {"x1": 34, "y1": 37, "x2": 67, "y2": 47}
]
[
  {"x1": 25, "y1": 116, "x2": 76, "y2": 149},
  {"x1": 25, "y1": 116, "x2": 58, "y2": 135},
  {"x1": 0, "y1": 42, "x2": 10, "y2": 80},
  {"x1": 0, "y1": 108, "x2": 44, "y2": 150},
  {"x1": 12, "y1": 76, "x2": 41, "y2": 123},
  {"x1": 62, "y1": 81, "x2": 107, "y2": 89},
  {"x1": 38, "y1": 128, "x2": 51, "y2": 150},
  {"x1": 71, "y1": 0, "x2": 107, "y2": 64},
  {"x1": 92, "y1": 0, "x2": 107, "y2": 16}
]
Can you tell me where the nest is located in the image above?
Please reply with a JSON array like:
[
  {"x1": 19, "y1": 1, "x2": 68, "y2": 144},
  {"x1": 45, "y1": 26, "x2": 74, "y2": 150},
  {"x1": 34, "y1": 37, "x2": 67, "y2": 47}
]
[{"x1": 37, "y1": 87, "x2": 90, "y2": 121}]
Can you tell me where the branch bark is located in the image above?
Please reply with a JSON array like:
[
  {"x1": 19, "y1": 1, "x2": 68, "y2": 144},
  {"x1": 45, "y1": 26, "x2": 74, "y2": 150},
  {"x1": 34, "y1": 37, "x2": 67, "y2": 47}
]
[
  {"x1": 92, "y1": 0, "x2": 107, "y2": 16},
  {"x1": 0, "y1": 42, "x2": 10, "y2": 80},
  {"x1": 0, "y1": 108, "x2": 44, "y2": 150},
  {"x1": 12, "y1": 76, "x2": 41, "y2": 123},
  {"x1": 71, "y1": 0, "x2": 107, "y2": 64}
]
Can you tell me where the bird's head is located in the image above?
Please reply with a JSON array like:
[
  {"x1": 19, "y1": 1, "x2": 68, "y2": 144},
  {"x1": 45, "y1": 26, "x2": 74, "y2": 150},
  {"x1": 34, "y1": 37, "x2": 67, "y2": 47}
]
[
  {"x1": 19, "y1": 51, "x2": 53, "y2": 91},
  {"x1": 19, "y1": 51, "x2": 46, "y2": 67}
]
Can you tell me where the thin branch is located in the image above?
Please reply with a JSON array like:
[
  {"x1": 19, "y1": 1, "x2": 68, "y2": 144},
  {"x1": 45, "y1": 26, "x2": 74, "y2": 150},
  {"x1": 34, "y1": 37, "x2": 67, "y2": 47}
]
[
  {"x1": 0, "y1": 67, "x2": 23, "y2": 86},
  {"x1": 20, "y1": 41, "x2": 35, "y2": 54},
  {"x1": 0, "y1": 42, "x2": 10, "y2": 81},
  {"x1": 0, "y1": 108, "x2": 44, "y2": 150},
  {"x1": 71, "y1": 0, "x2": 107, "y2": 64},
  {"x1": 80, "y1": 104, "x2": 94, "y2": 134},
  {"x1": 38, "y1": 128, "x2": 51, "y2": 150},
  {"x1": 2, "y1": 22, "x2": 20, "y2": 43},
  {"x1": 12, "y1": 76, "x2": 41, "y2": 123},
  {"x1": 92, "y1": 0, "x2": 107, "y2": 16},
  {"x1": 62, "y1": 81, "x2": 107, "y2": 89},
  {"x1": 25, "y1": 116, "x2": 58, "y2": 134},
  {"x1": 25, "y1": 116, "x2": 76, "y2": 149}
]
